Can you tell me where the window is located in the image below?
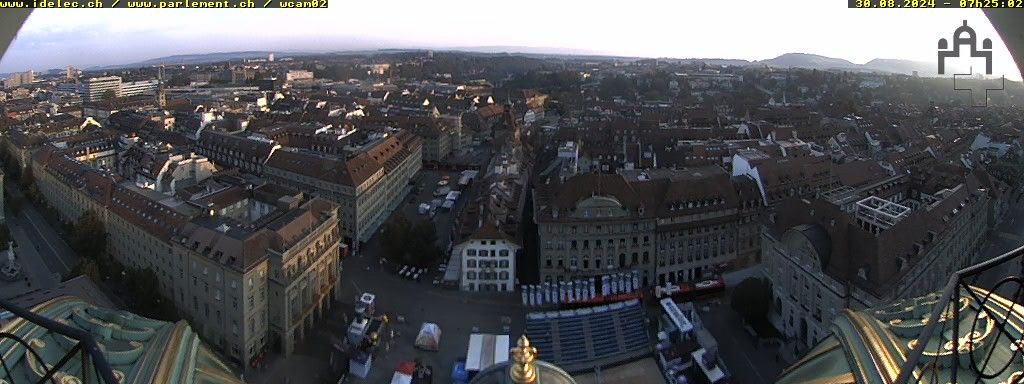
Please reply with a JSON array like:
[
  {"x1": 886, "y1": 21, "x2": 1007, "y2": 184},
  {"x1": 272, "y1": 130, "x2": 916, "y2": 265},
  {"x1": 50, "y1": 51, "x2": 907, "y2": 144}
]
[
  {"x1": 467, "y1": 249, "x2": 477, "y2": 256},
  {"x1": 467, "y1": 271, "x2": 477, "y2": 280},
  {"x1": 499, "y1": 260, "x2": 509, "y2": 268},
  {"x1": 499, "y1": 249, "x2": 510, "y2": 257},
  {"x1": 467, "y1": 259, "x2": 477, "y2": 268}
]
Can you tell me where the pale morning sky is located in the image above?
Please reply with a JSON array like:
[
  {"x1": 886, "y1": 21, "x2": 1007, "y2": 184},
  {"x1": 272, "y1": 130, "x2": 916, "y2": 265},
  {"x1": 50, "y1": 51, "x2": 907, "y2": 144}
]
[{"x1": 0, "y1": 1, "x2": 1020, "y2": 80}]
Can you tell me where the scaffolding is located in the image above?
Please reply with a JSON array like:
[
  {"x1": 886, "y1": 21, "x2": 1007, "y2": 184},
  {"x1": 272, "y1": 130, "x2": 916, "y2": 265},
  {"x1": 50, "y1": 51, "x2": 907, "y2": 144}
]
[{"x1": 855, "y1": 196, "x2": 911, "y2": 233}]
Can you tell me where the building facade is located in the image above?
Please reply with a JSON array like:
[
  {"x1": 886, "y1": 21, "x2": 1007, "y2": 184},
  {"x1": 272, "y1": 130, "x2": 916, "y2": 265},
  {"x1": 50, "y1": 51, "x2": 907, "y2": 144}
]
[
  {"x1": 762, "y1": 177, "x2": 990, "y2": 351},
  {"x1": 79, "y1": 76, "x2": 123, "y2": 102},
  {"x1": 31, "y1": 147, "x2": 346, "y2": 367},
  {"x1": 534, "y1": 167, "x2": 760, "y2": 287},
  {"x1": 458, "y1": 224, "x2": 520, "y2": 292},
  {"x1": 121, "y1": 79, "x2": 160, "y2": 97},
  {"x1": 264, "y1": 130, "x2": 422, "y2": 246},
  {"x1": 2, "y1": 70, "x2": 33, "y2": 89}
]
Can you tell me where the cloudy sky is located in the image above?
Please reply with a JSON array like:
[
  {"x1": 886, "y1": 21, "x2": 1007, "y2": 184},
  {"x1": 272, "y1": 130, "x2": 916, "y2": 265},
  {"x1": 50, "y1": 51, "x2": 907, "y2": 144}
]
[{"x1": 1, "y1": 2, "x2": 1020, "y2": 79}]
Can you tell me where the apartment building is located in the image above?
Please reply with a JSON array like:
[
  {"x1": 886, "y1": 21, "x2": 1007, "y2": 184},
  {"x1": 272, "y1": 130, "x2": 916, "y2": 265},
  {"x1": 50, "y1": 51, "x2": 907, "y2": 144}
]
[
  {"x1": 119, "y1": 144, "x2": 217, "y2": 194},
  {"x1": 761, "y1": 176, "x2": 990, "y2": 351},
  {"x1": 195, "y1": 130, "x2": 280, "y2": 174},
  {"x1": 2, "y1": 70, "x2": 33, "y2": 89},
  {"x1": 195, "y1": 128, "x2": 422, "y2": 250},
  {"x1": 31, "y1": 147, "x2": 346, "y2": 367},
  {"x1": 1, "y1": 116, "x2": 103, "y2": 171},
  {"x1": 169, "y1": 184, "x2": 343, "y2": 359},
  {"x1": 121, "y1": 79, "x2": 160, "y2": 97},
  {"x1": 263, "y1": 130, "x2": 422, "y2": 247},
  {"x1": 80, "y1": 76, "x2": 122, "y2": 103}
]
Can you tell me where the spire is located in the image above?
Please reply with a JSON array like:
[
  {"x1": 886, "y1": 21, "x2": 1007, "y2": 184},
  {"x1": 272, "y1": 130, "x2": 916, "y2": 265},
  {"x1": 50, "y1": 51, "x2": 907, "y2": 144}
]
[{"x1": 510, "y1": 335, "x2": 538, "y2": 384}]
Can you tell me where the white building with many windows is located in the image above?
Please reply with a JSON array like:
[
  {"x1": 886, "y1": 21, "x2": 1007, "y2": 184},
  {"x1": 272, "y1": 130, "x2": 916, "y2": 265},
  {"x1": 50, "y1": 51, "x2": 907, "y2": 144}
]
[
  {"x1": 79, "y1": 76, "x2": 122, "y2": 102},
  {"x1": 458, "y1": 224, "x2": 520, "y2": 292}
]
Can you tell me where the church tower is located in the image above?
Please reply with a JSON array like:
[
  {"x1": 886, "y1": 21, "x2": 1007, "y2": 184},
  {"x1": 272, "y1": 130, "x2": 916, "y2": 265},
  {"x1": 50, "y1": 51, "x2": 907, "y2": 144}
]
[{"x1": 156, "y1": 65, "x2": 167, "y2": 109}]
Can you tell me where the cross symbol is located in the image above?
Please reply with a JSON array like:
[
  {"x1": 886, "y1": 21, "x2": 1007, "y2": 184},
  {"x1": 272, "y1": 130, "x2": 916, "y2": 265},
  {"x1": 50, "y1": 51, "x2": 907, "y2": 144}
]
[{"x1": 953, "y1": 67, "x2": 1005, "y2": 107}]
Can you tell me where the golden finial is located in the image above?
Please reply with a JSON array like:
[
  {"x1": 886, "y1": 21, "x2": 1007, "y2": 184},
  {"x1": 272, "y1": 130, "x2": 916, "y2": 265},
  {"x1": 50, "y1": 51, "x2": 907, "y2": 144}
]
[{"x1": 510, "y1": 335, "x2": 538, "y2": 384}]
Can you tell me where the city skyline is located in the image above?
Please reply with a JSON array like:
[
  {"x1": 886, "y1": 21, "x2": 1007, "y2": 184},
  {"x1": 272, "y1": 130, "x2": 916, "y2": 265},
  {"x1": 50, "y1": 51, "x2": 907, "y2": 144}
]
[{"x1": 1, "y1": 4, "x2": 1021, "y2": 80}]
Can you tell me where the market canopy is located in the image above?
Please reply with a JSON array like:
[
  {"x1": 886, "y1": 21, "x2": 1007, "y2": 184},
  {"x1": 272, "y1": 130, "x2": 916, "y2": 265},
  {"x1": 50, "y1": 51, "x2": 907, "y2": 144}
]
[{"x1": 415, "y1": 322, "x2": 442, "y2": 351}]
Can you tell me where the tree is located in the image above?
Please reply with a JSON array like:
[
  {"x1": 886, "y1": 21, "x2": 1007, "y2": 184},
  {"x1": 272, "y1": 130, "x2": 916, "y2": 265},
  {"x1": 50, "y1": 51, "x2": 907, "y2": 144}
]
[
  {"x1": 598, "y1": 75, "x2": 637, "y2": 100},
  {"x1": 71, "y1": 210, "x2": 107, "y2": 260},
  {"x1": 0, "y1": 223, "x2": 9, "y2": 250},
  {"x1": 731, "y1": 277, "x2": 773, "y2": 322},
  {"x1": 66, "y1": 257, "x2": 101, "y2": 283},
  {"x1": 380, "y1": 214, "x2": 443, "y2": 267},
  {"x1": 101, "y1": 89, "x2": 117, "y2": 101},
  {"x1": 20, "y1": 163, "x2": 33, "y2": 188},
  {"x1": 405, "y1": 219, "x2": 442, "y2": 267},
  {"x1": 6, "y1": 191, "x2": 20, "y2": 216},
  {"x1": 381, "y1": 213, "x2": 411, "y2": 262}
]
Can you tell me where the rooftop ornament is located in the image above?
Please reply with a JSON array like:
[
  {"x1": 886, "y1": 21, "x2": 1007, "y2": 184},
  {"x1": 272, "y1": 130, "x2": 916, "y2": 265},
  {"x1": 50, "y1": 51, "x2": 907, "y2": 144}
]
[{"x1": 510, "y1": 335, "x2": 538, "y2": 384}]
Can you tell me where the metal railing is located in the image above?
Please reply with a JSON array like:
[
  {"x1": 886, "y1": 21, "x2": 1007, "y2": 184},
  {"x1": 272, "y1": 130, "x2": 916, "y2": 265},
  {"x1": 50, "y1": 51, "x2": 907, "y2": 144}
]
[
  {"x1": 0, "y1": 298, "x2": 120, "y2": 384},
  {"x1": 894, "y1": 244, "x2": 1024, "y2": 384}
]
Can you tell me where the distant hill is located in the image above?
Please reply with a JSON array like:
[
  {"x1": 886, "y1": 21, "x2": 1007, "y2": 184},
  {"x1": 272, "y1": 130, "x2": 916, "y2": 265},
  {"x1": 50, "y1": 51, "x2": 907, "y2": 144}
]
[
  {"x1": 442, "y1": 46, "x2": 607, "y2": 57},
  {"x1": 753, "y1": 53, "x2": 957, "y2": 77},
  {"x1": 758, "y1": 53, "x2": 861, "y2": 71},
  {"x1": 78, "y1": 48, "x2": 951, "y2": 78},
  {"x1": 87, "y1": 51, "x2": 312, "y2": 70},
  {"x1": 863, "y1": 58, "x2": 939, "y2": 76},
  {"x1": 657, "y1": 53, "x2": 939, "y2": 76}
]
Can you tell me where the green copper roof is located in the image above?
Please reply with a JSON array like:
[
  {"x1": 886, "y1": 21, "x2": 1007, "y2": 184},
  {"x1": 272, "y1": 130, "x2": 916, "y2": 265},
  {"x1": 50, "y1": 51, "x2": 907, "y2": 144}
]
[
  {"x1": 0, "y1": 296, "x2": 241, "y2": 384},
  {"x1": 777, "y1": 286, "x2": 1024, "y2": 384}
]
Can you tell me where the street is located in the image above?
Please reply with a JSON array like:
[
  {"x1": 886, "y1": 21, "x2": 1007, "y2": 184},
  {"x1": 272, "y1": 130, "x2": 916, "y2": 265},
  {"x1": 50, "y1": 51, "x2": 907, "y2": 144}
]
[
  {"x1": 0, "y1": 183, "x2": 80, "y2": 301},
  {"x1": 5, "y1": 182, "x2": 79, "y2": 276}
]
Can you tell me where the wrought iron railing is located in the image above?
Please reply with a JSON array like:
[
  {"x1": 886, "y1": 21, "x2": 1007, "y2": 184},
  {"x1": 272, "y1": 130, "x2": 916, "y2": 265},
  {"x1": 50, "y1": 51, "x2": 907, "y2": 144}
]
[
  {"x1": 894, "y1": 244, "x2": 1024, "y2": 383},
  {"x1": 0, "y1": 298, "x2": 120, "y2": 384}
]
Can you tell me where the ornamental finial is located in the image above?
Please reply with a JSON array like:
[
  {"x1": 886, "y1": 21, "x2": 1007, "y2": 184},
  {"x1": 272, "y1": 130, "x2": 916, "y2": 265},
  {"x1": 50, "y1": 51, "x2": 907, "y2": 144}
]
[{"x1": 510, "y1": 334, "x2": 537, "y2": 384}]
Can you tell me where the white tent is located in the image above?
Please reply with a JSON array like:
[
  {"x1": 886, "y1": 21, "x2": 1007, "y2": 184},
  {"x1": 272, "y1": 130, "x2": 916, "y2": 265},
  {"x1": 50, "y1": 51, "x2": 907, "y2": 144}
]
[{"x1": 415, "y1": 323, "x2": 442, "y2": 351}]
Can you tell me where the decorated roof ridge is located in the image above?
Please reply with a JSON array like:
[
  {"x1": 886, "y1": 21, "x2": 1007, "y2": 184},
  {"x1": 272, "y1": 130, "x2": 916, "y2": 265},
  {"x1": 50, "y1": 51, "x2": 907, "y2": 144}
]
[
  {"x1": 779, "y1": 285, "x2": 1024, "y2": 384},
  {"x1": 0, "y1": 295, "x2": 240, "y2": 383}
]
